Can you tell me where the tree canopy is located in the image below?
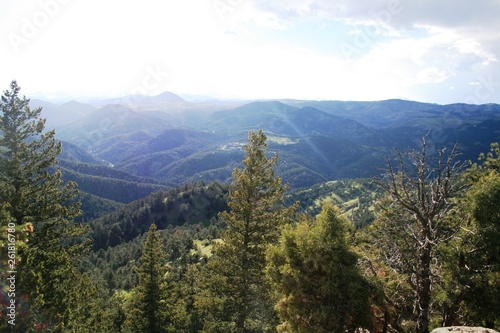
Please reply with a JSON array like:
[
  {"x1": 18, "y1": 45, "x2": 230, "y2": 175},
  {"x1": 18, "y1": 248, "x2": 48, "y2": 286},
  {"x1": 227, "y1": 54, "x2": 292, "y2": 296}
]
[
  {"x1": 266, "y1": 202, "x2": 374, "y2": 332},
  {"x1": 197, "y1": 129, "x2": 297, "y2": 332},
  {"x1": 0, "y1": 80, "x2": 92, "y2": 331}
]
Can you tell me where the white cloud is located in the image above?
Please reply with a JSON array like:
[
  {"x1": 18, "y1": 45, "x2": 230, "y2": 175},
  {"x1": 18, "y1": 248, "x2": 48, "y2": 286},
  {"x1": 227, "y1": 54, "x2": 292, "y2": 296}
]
[
  {"x1": 1, "y1": 0, "x2": 500, "y2": 103},
  {"x1": 251, "y1": 0, "x2": 500, "y2": 62},
  {"x1": 411, "y1": 67, "x2": 453, "y2": 84}
]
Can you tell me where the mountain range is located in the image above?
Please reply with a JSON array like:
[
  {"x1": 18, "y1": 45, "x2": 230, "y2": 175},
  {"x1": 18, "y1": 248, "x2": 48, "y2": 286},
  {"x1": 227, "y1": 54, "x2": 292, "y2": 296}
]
[{"x1": 31, "y1": 92, "x2": 500, "y2": 205}]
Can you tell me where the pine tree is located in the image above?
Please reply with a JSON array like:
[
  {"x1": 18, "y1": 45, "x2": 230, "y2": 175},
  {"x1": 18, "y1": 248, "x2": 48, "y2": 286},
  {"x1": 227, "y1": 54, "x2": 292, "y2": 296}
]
[
  {"x1": 0, "y1": 80, "x2": 91, "y2": 331},
  {"x1": 266, "y1": 203, "x2": 374, "y2": 333},
  {"x1": 197, "y1": 129, "x2": 297, "y2": 333},
  {"x1": 124, "y1": 223, "x2": 171, "y2": 333},
  {"x1": 441, "y1": 143, "x2": 500, "y2": 328}
]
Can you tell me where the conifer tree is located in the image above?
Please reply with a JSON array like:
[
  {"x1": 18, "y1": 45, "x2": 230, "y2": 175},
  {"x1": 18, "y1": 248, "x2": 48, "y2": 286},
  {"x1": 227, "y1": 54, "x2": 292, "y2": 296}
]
[
  {"x1": 0, "y1": 80, "x2": 91, "y2": 331},
  {"x1": 266, "y1": 203, "x2": 374, "y2": 333},
  {"x1": 197, "y1": 129, "x2": 297, "y2": 333},
  {"x1": 463, "y1": 170, "x2": 500, "y2": 327},
  {"x1": 124, "y1": 223, "x2": 171, "y2": 333},
  {"x1": 439, "y1": 143, "x2": 500, "y2": 328}
]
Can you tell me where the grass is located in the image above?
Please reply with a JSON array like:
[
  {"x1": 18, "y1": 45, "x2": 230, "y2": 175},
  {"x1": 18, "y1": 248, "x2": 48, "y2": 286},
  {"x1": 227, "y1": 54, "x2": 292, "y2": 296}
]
[
  {"x1": 267, "y1": 136, "x2": 299, "y2": 145},
  {"x1": 192, "y1": 239, "x2": 222, "y2": 258}
]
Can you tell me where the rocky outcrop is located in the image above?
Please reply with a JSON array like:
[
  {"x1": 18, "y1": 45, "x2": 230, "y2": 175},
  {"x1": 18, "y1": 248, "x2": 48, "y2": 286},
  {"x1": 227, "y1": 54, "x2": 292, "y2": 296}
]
[{"x1": 431, "y1": 327, "x2": 499, "y2": 333}]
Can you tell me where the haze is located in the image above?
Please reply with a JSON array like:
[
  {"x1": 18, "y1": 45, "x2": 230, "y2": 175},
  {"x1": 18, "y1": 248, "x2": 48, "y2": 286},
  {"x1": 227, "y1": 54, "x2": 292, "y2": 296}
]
[{"x1": 1, "y1": 0, "x2": 499, "y2": 104}]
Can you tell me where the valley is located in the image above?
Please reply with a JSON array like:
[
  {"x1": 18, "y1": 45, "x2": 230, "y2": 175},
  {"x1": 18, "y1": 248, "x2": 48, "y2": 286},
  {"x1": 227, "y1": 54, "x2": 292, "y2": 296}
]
[
  {"x1": 37, "y1": 92, "x2": 500, "y2": 197},
  {"x1": 3, "y1": 88, "x2": 500, "y2": 331}
]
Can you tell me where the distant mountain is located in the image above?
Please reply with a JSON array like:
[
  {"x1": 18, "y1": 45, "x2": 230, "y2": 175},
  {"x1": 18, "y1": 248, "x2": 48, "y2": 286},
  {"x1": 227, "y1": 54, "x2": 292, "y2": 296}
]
[
  {"x1": 90, "y1": 91, "x2": 189, "y2": 111},
  {"x1": 203, "y1": 101, "x2": 299, "y2": 133},
  {"x1": 56, "y1": 104, "x2": 169, "y2": 152},
  {"x1": 50, "y1": 97, "x2": 500, "y2": 190},
  {"x1": 198, "y1": 101, "x2": 392, "y2": 145},
  {"x1": 59, "y1": 159, "x2": 170, "y2": 204},
  {"x1": 59, "y1": 100, "x2": 95, "y2": 118},
  {"x1": 285, "y1": 99, "x2": 500, "y2": 129},
  {"x1": 144, "y1": 91, "x2": 187, "y2": 104},
  {"x1": 30, "y1": 99, "x2": 63, "y2": 128},
  {"x1": 30, "y1": 99, "x2": 95, "y2": 129},
  {"x1": 59, "y1": 141, "x2": 105, "y2": 164}
]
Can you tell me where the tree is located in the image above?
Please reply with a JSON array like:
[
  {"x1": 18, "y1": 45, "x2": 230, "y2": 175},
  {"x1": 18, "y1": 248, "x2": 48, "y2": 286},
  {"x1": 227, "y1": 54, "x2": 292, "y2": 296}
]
[
  {"x1": 0, "y1": 81, "x2": 92, "y2": 331},
  {"x1": 124, "y1": 223, "x2": 171, "y2": 333},
  {"x1": 266, "y1": 203, "x2": 374, "y2": 333},
  {"x1": 374, "y1": 139, "x2": 464, "y2": 333},
  {"x1": 197, "y1": 129, "x2": 297, "y2": 332},
  {"x1": 441, "y1": 143, "x2": 500, "y2": 328},
  {"x1": 463, "y1": 172, "x2": 500, "y2": 327}
]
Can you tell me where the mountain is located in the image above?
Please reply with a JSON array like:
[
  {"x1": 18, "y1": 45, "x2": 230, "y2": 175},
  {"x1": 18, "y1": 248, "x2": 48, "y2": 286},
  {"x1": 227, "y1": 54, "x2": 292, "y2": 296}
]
[
  {"x1": 59, "y1": 100, "x2": 95, "y2": 118},
  {"x1": 119, "y1": 91, "x2": 191, "y2": 112},
  {"x1": 30, "y1": 99, "x2": 95, "y2": 129},
  {"x1": 198, "y1": 101, "x2": 386, "y2": 145},
  {"x1": 117, "y1": 128, "x2": 225, "y2": 176},
  {"x1": 59, "y1": 158, "x2": 170, "y2": 203},
  {"x1": 285, "y1": 99, "x2": 500, "y2": 129},
  {"x1": 58, "y1": 141, "x2": 172, "y2": 205},
  {"x1": 90, "y1": 91, "x2": 185, "y2": 105},
  {"x1": 56, "y1": 104, "x2": 170, "y2": 154},
  {"x1": 203, "y1": 101, "x2": 299, "y2": 133},
  {"x1": 51, "y1": 97, "x2": 500, "y2": 190},
  {"x1": 142, "y1": 91, "x2": 188, "y2": 104},
  {"x1": 89, "y1": 181, "x2": 229, "y2": 249},
  {"x1": 66, "y1": 102, "x2": 390, "y2": 187},
  {"x1": 59, "y1": 141, "x2": 105, "y2": 164}
]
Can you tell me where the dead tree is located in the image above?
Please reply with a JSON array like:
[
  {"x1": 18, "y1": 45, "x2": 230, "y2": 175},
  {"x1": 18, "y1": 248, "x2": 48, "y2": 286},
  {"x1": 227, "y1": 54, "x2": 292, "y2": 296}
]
[{"x1": 376, "y1": 138, "x2": 464, "y2": 333}]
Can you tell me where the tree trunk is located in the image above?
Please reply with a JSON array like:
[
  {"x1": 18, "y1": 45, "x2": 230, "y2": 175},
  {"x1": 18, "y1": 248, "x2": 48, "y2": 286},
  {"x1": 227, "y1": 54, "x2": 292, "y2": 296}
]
[{"x1": 416, "y1": 240, "x2": 432, "y2": 333}]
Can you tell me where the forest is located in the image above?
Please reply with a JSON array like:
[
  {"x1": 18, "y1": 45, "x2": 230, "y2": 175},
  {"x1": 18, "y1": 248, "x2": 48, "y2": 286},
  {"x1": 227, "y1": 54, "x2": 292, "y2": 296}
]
[{"x1": 1, "y1": 80, "x2": 500, "y2": 333}]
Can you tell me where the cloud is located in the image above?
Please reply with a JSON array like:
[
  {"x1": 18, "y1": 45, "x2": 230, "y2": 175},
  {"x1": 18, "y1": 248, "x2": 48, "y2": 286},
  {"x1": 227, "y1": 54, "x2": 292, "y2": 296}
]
[
  {"x1": 410, "y1": 67, "x2": 454, "y2": 84},
  {"x1": 251, "y1": 0, "x2": 499, "y2": 31},
  {"x1": 2, "y1": 0, "x2": 500, "y2": 103},
  {"x1": 250, "y1": 0, "x2": 500, "y2": 56}
]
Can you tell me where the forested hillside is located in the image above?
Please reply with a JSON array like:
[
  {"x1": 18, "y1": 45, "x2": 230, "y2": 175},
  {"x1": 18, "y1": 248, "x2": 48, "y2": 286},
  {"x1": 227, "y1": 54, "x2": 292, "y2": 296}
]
[
  {"x1": 1, "y1": 82, "x2": 499, "y2": 332},
  {"x1": 89, "y1": 181, "x2": 228, "y2": 249},
  {"x1": 46, "y1": 93, "x2": 500, "y2": 189}
]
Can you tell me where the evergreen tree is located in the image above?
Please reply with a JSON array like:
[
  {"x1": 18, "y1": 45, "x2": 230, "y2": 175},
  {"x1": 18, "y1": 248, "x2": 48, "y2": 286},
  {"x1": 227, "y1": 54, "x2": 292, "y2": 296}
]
[
  {"x1": 124, "y1": 223, "x2": 171, "y2": 333},
  {"x1": 439, "y1": 143, "x2": 500, "y2": 328},
  {"x1": 0, "y1": 80, "x2": 92, "y2": 331},
  {"x1": 266, "y1": 203, "x2": 374, "y2": 333},
  {"x1": 169, "y1": 263, "x2": 204, "y2": 333},
  {"x1": 463, "y1": 171, "x2": 500, "y2": 327},
  {"x1": 197, "y1": 129, "x2": 297, "y2": 333}
]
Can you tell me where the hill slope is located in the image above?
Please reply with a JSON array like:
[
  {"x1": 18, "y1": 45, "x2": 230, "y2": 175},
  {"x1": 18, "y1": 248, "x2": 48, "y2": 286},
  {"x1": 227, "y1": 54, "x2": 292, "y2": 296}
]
[{"x1": 53, "y1": 97, "x2": 500, "y2": 189}]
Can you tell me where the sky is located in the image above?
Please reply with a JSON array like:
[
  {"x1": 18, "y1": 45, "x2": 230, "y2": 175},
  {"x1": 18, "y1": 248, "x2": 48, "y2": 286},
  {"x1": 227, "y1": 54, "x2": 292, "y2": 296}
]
[{"x1": 1, "y1": 0, "x2": 500, "y2": 104}]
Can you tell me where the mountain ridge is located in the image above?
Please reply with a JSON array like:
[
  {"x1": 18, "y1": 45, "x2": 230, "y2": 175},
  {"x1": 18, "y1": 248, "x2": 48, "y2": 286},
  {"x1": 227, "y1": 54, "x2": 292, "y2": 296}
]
[{"x1": 46, "y1": 95, "x2": 500, "y2": 190}]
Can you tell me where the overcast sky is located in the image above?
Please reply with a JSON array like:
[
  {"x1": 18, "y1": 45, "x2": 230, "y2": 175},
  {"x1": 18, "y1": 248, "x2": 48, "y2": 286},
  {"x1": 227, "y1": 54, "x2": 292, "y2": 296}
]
[{"x1": 1, "y1": 0, "x2": 499, "y2": 104}]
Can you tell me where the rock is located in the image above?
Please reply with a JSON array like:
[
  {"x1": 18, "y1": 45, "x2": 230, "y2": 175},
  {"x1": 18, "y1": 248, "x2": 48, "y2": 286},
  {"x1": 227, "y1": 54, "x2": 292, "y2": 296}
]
[{"x1": 431, "y1": 327, "x2": 499, "y2": 333}]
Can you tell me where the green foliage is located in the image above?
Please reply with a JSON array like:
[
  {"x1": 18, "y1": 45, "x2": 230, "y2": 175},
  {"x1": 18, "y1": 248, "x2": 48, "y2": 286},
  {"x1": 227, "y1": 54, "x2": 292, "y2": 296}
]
[
  {"x1": 59, "y1": 159, "x2": 170, "y2": 204},
  {"x1": 77, "y1": 191, "x2": 123, "y2": 222},
  {"x1": 90, "y1": 181, "x2": 228, "y2": 250},
  {"x1": 197, "y1": 129, "x2": 297, "y2": 332},
  {"x1": 51, "y1": 97, "x2": 500, "y2": 189},
  {"x1": 480, "y1": 142, "x2": 500, "y2": 171},
  {"x1": 371, "y1": 140, "x2": 464, "y2": 333},
  {"x1": 266, "y1": 203, "x2": 374, "y2": 333},
  {"x1": 453, "y1": 144, "x2": 500, "y2": 328},
  {"x1": 124, "y1": 224, "x2": 172, "y2": 333},
  {"x1": 0, "y1": 81, "x2": 95, "y2": 331},
  {"x1": 289, "y1": 178, "x2": 381, "y2": 228},
  {"x1": 4, "y1": 81, "x2": 500, "y2": 332},
  {"x1": 356, "y1": 221, "x2": 416, "y2": 332}
]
